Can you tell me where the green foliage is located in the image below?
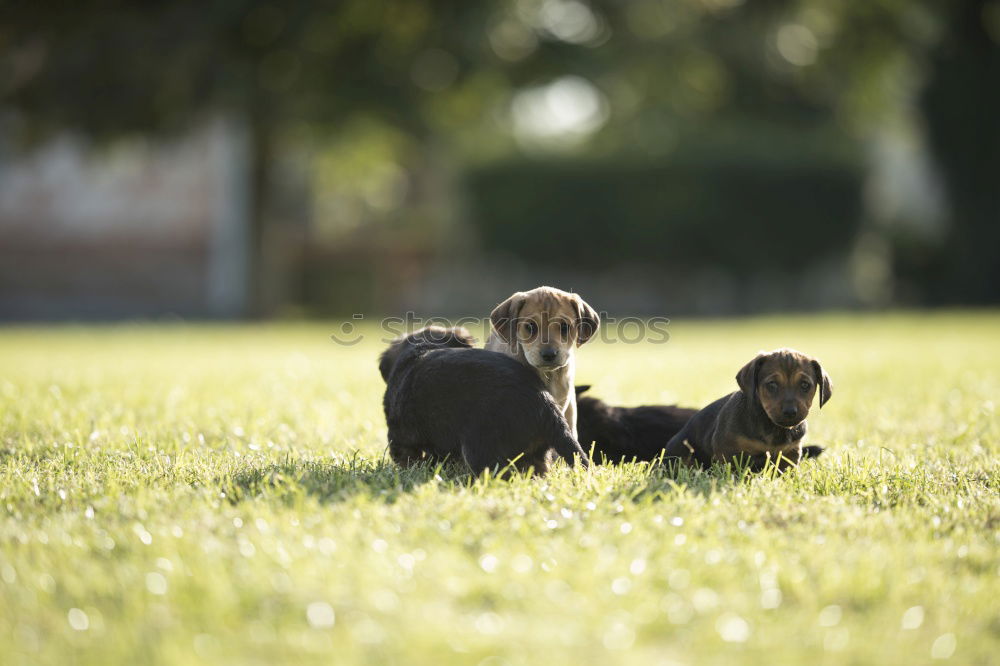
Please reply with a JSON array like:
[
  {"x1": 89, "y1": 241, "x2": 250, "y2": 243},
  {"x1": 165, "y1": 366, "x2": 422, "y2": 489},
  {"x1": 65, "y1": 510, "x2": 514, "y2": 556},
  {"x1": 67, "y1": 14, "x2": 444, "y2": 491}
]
[
  {"x1": 466, "y1": 145, "x2": 863, "y2": 272},
  {"x1": 1, "y1": 0, "x2": 495, "y2": 139},
  {"x1": 1, "y1": 313, "x2": 998, "y2": 664},
  {"x1": 5, "y1": 0, "x2": 997, "y2": 306},
  {"x1": 0, "y1": 0, "x2": 946, "y2": 150}
]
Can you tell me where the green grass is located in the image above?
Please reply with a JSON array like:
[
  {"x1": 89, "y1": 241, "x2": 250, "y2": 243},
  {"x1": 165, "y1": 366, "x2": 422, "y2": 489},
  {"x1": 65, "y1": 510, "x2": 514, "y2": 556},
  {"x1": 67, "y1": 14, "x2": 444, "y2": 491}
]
[{"x1": 1, "y1": 312, "x2": 998, "y2": 665}]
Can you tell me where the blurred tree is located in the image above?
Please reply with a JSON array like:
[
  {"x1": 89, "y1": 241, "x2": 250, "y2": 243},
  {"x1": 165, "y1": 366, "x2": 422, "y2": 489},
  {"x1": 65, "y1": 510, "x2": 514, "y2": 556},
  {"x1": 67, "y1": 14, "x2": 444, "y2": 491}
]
[
  {"x1": 3, "y1": 0, "x2": 996, "y2": 312},
  {"x1": 0, "y1": 0, "x2": 498, "y2": 315},
  {"x1": 919, "y1": 0, "x2": 1000, "y2": 303}
]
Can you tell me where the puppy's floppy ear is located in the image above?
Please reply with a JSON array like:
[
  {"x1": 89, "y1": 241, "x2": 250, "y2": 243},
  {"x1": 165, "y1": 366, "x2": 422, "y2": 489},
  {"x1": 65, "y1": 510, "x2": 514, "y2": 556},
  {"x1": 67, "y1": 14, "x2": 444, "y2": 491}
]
[
  {"x1": 573, "y1": 294, "x2": 600, "y2": 345},
  {"x1": 736, "y1": 353, "x2": 765, "y2": 397},
  {"x1": 575, "y1": 384, "x2": 592, "y2": 397},
  {"x1": 811, "y1": 359, "x2": 833, "y2": 408},
  {"x1": 490, "y1": 292, "x2": 526, "y2": 343},
  {"x1": 378, "y1": 343, "x2": 400, "y2": 382}
]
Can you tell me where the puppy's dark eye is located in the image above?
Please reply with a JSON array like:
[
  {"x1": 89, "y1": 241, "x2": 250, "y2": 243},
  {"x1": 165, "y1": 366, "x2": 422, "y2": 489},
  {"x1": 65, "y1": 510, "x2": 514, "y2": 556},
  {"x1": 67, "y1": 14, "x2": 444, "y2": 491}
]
[
  {"x1": 799, "y1": 380, "x2": 812, "y2": 392},
  {"x1": 765, "y1": 381, "x2": 779, "y2": 393},
  {"x1": 524, "y1": 321, "x2": 537, "y2": 336},
  {"x1": 559, "y1": 322, "x2": 569, "y2": 337}
]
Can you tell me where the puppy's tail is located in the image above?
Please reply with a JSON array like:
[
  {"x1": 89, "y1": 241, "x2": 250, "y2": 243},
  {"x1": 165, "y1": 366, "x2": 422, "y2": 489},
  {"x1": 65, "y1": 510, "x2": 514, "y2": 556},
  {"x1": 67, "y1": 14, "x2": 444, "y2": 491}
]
[
  {"x1": 801, "y1": 445, "x2": 825, "y2": 459},
  {"x1": 542, "y1": 396, "x2": 590, "y2": 468}
]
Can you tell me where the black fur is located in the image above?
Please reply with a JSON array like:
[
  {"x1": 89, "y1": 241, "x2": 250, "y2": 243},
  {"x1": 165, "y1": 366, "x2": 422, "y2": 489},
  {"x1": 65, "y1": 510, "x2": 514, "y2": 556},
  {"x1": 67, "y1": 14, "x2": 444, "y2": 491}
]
[
  {"x1": 575, "y1": 385, "x2": 698, "y2": 464},
  {"x1": 379, "y1": 327, "x2": 589, "y2": 475},
  {"x1": 801, "y1": 445, "x2": 825, "y2": 459}
]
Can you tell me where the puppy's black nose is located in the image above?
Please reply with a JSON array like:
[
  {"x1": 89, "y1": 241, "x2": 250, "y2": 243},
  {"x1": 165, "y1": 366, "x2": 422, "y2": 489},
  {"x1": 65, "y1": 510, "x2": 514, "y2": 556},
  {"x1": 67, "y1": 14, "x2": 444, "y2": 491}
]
[
  {"x1": 782, "y1": 406, "x2": 798, "y2": 418},
  {"x1": 540, "y1": 348, "x2": 558, "y2": 363}
]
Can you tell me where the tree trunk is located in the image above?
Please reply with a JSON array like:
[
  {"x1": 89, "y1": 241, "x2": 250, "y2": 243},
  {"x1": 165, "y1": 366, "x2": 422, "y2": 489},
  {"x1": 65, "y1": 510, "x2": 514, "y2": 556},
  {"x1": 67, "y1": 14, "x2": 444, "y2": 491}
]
[
  {"x1": 246, "y1": 102, "x2": 274, "y2": 318},
  {"x1": 920, "y1": 0, "x2": 1000, "y2": 303}
]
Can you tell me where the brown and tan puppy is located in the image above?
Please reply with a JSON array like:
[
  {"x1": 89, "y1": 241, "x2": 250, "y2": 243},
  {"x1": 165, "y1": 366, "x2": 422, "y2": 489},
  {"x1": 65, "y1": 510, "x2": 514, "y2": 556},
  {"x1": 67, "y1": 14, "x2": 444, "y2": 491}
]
[
  {"x1": 485, "y1": 286, "x2": 599, "y2": 438},
  {"x1": 665, "y1": 348, "x2": 832, "y2": 472}
]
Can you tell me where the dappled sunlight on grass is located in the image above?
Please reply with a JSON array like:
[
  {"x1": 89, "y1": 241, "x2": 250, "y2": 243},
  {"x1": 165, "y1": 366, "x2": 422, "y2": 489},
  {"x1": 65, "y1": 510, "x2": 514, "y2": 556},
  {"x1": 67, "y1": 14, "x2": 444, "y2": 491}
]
[{"x1": 1, "y1": 313, "x2": 998, "y2": 664}]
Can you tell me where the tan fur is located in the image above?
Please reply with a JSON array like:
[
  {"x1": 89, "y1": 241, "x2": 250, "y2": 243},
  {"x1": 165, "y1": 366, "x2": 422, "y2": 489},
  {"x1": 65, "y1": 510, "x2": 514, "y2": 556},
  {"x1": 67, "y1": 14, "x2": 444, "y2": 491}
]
[
  {"x1": 752, "y1": 352, "x2": 823, "y2": 428},
  {"x1": 711, "y1": 435, "x2": 803, "y2": 471},
  {"x1": 485, "y1": 286, "x2": 599, "y2": 438}
]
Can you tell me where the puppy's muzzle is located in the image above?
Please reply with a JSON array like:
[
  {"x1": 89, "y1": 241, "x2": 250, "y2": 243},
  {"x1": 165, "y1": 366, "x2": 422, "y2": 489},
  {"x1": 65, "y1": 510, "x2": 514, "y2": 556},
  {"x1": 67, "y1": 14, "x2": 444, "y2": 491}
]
[{"x1": 532, "y1": 347, "x2": 567, "y2": 370}]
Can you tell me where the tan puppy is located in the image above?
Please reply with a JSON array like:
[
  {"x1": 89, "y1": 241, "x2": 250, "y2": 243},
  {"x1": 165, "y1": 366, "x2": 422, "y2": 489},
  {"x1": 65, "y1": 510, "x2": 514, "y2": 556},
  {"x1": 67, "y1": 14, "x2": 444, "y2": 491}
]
[{"x1": 485, "y1": 286, "x2": 600, "y2": 438}]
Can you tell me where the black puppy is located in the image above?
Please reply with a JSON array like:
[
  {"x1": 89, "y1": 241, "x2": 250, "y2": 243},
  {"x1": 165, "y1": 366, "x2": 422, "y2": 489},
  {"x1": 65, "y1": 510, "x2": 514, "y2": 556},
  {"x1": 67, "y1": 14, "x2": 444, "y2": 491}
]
[
  {"x1": 665, "y1": 348, "x2": 830, "y2": 472},
  {"x1": 378, "y1": 326, "x2": 589, "y2": 475},
  {"x1": 575, "y1": 385, "x2": 698, "y2": 464}
]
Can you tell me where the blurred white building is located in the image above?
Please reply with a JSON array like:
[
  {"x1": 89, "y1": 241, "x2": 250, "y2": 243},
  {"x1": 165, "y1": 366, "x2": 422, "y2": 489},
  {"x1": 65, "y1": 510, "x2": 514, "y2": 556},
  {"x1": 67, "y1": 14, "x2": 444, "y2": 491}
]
[{"x1": 0, "y1": 117, "x2": 250, "y2": 319}]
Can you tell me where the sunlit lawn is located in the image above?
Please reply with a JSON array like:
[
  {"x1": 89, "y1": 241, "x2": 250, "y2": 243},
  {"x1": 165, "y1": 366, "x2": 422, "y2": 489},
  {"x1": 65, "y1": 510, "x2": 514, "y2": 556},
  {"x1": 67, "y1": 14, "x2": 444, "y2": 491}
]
[{"x1": 1, "y1": 312, "x2": 998, "y2": 665}]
